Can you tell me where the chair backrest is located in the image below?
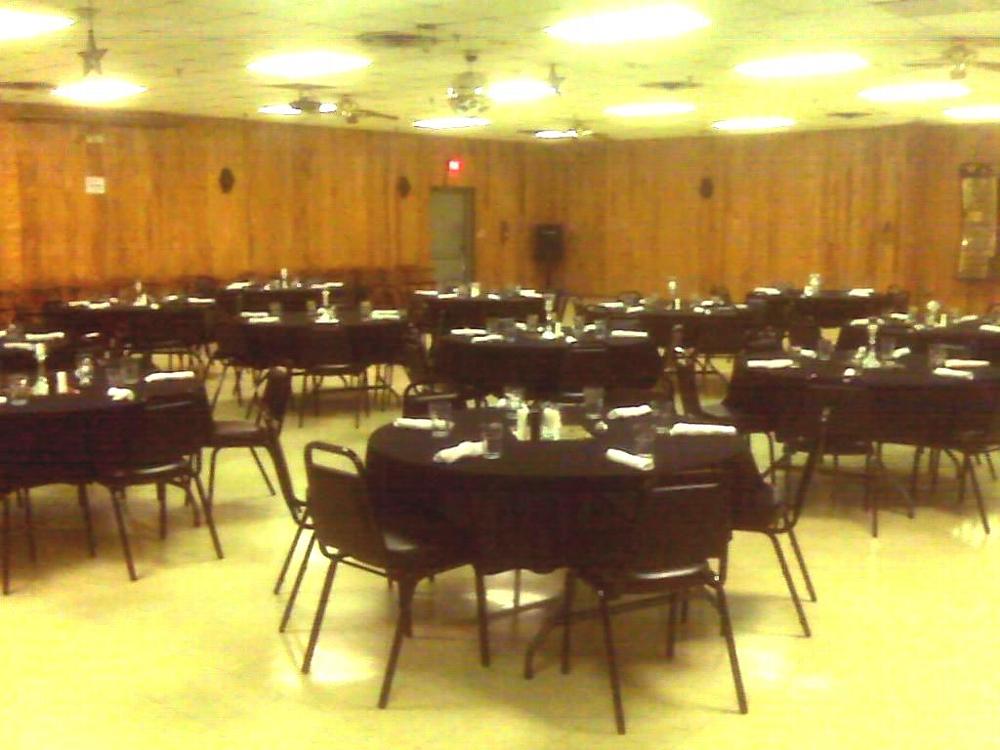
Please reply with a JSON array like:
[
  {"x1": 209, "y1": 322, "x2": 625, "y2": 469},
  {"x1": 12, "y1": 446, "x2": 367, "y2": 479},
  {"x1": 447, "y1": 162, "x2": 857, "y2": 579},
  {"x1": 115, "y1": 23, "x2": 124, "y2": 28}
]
[
  {"x1": 587, "y1": 474, "x2": 730, "y2": 573},
  {"x1": 559, "y1": 345, "x2": 609, "y2": 390},
  {"x1": 259, "y1": 366, "x2": 292, "y2": 433},
  {"x1": 296, "y1": 326, "x2": 355, "y2": 370},
  {"x1": 775, "y1": 383, "x2": 872, "y2": 448},
  {"x1": 693, "y1": 317, "x2": 750, "y2": 356},
  {"x1": 97, "y1": 392, "x2": 211, "y2": 472},
  {"x1": 401, "y1": 382, "x2": 466, "y2": 418},
  {"x1": 305, "y1": 441, "x2": 387, "y2": 567},
  {"x1": 268, "y1": 433, "x2": 306, "y2": 522},
  {"x1": 673, "y1": 358, "x2": 703, "y2": 416},
  {"x1": 213, "y1": 319, "x2": 249, "y2": 362},
  {"x1": 788, "y1": 315, "x2": 821, "y2": 350}
]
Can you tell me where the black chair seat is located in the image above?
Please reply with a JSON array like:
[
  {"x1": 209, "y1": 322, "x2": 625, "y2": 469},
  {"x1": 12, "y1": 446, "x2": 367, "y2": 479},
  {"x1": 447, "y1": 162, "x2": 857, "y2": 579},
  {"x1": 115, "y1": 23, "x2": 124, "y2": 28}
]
[
  {"x1": 382, "y1": 528, "x2": 470, "y2": 570},
  {"x1": 102, "y1": 460, "x2": 190, "y2": 485},
  {"x1": 732, "y1": 483, "x2": 784, "y2": 530},
  {"x1": 577, "y1": 563, "x2": 709, "y2": 595},
  {"x1": 210, "y1": 419, "x2": 268, "y2": 446},
  {"x1": 701, "y1": 403, "x2": 770, "y2": 432}
]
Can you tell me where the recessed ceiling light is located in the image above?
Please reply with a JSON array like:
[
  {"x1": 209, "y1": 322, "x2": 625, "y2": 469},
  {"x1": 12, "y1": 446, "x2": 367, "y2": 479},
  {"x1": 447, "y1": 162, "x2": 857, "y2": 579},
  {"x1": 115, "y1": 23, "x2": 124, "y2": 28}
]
[
  {"x1": 413, "y1": 116, "x2": 490, "y2": 130},
  {"x1": 605, "y1": 101, "x2": 696, "y2": 117},
  {"x1": 711, "y1": 116, "x2": 795, "y2": 132},
  {"x1": 259, "y1": 104, "x2": 302, "y2": 116},
  {"x1": 247, "y1": 51, "x2": 371, "y2": 78},
  {"x1": 735, "y1": 52, "x2": 868, "y2": 79},
  {"x1": 943, "y1": 104, "x2": 1000, "y2": 122},
  {"x1": 0, "y1": 9, "x2": 74, "y2": 41},
  {"x1": 859, "y1": 81, "x2": 969, "y2": 103},
  {"x1": 52, "y1": 78, "x2": 146, "y2": 104},
  {"x1": 534, "y1": 129, "x2": 580, "y2": 140},
  {"x1": 545, "y1": 4, "x2": 710, "y2": 45},
  {"x1": 488, "y1": 79, "x2": 555, "y2": 104}
]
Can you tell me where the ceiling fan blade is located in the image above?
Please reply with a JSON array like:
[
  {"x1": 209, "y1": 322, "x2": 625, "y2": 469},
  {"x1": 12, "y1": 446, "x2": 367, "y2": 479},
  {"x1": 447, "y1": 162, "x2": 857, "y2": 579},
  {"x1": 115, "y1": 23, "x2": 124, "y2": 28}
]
[
  {"x1": 974, "y1": 61, "x2": 1000, "y2": 72},
  {"x1": 902, "y1": 60, "x2": 948, "y2": 68},
  {"x1": 355, "y1": 109, "x2": 399, "y2": 121},
  {"x1": 0, "y1": 81, "x2": 55, "y2": 91}
]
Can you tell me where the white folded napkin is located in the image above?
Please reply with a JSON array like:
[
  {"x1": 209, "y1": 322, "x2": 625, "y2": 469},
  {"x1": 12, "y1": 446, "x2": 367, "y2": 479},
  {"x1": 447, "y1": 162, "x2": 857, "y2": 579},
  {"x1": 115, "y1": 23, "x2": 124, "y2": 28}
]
[
  {"x1": 892, "y1": 347, "x2": 911, "y2": 359},
  {"x1": 450, "y1": 327, "x2": 486, "y2": 336},
  {"x1": 933, "y1": 367, "x2": 974, "y2": 380},
  {"x1": 144, "y1": 371, "x2": 196, "y2": 382},
  {"x1": 605, "y1": 448, "x2": 654, "y2": 471},
  {"x1": 487, "y1": 293, "x2": 502, "y2": 300},
  {"x1": 979, "y1": 324, "x2": 1000, "y2": 334},
  {"x1": 83, "y1": 332, "x2": 101, "y2": 339},
  {"x1": 226, "y1": 281, "x2": 252, "y2": 290},
  {"x1": 519, "y1": 290, "x2": 542, "y2": 298},
  {"x1": 850, "y1": 317, "x2": 872, "y2": 326},
  {"x1": 433, "y1": 440, "x2": 486, "y2": 463},
  {"x1": 540, "y1": 329, "x2": 561, "y2": 340},
  {"x1": 889, "y1": 312, "x2": 910, "y2": 321},
  {"x1": 164, "y1": 294, "x2": 180, "y2": 301},
  {"x1": 314, "y1": 318, "x2": 339, "y2": 325},
  {"x1": 106, "y1": 387, "x2": 135, "y2": 401},
  {"x1": 799, "y1": 349, "x2": 818, "y2": 359},
  {"x1": 187, "y1": 297, "x2": 215, "y2": 304},
  {"x1": 565, "y1": 335, "x2": 578, "y2": 344},
  {"x1": 67, "y1": 300, "x2": 90, "y2": 307},
  {"x1": 606, "y1": 404, "x2": 653, "y2": 420},
  {"x1": 747, "y1": 358, "x2": 795, "y2": 369},
  {"x1": 3, "y1": 342, "x2": 35, "y2": 351},
  {"x1": 626, "y1": 305, "x2": 644, "y2": 313},
  {"x1": 515, "y1": 322, "x2": 529, "y2": 331},
  {"x1": 369, "y1": 309, "x2": 401, "y2": 320},
  {"x1": 599, "y1": 301, "x2": 626, "y2": 309},
  {"x1": 692, "y1": 306, "x2": 706, "y2": 314},
  {"x1": 310, "y1": 282, "x2": 343, "y2": 289},
  {"x1": 734, "y1": 303, "x2": 748, "y2": 309},
  {"x1": 437, "y1": 293, "x2": 458, "y2": 300},
  {"x1": 25, "y1": 332, "x2": 65, "y2": 341},
  {"x1": 582, "y1": 324, "x2": 597, "y2": 332},
  {"x1": 848, "y1": 288, "x2": 875, "y2": 296},
  {"x1": 240, "y1": 311, "x2": 269, "y2": 318},
  {"x1": 843, "y1": 368, "x2": 858, "y2": 378},
  {"x1": 247, "y1": 316, "x2": 280, "y2": 324},
  {"x1": 471, "y1": 334, "x2": 504, "y2": 343},
  {"x1": 753, "y1": 287, "x2": 781, "y2": 295},
  {"x1": 393, "y1": 417, "x2": 435, "y2": 430},
  {"x1": 0, "y1": 396, "x2": 7, "y2": 405},
  {"x1": 413, "y1": 289, "x2": 438, "y2": 296},
  {"x1": 88, "y1": 301, "x2": 111, "y2": 309},
  {"x1": 944, "y1": 358, "x2": 989, "y2": 369},
  {"x1": 609, "y1": 329, "x2": 648, "y2": 338},
  {"x1": 668, "y1": 422, "x2": 737, "y2": 436},
  {"x1": 957, "y1": 315, "x2": 980, "y2": 324}
]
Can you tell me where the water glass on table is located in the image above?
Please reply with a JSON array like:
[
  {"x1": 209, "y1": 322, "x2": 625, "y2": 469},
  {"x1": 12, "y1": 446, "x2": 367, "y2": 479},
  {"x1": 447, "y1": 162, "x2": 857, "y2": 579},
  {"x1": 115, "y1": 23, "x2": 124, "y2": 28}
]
[
  {"x1": 7, "y1": 376, "x2": 30, "y2": 406},
  {"x1": 482, "y1": 421, "x2": 504, "y2": 459},
  {"x1": 583, "y1": 386, "x2": 604, "y2": 420},
  {"x1": 632, "y1": 422, "x2": 657, "y2": 461},
  {"x1": 428, "y1": 400, "x2": 453, "y2": 438},
  {"x1": 652, "y1": 397, "x2": 676, "y2": 435},
  {"x1": 928, "y1": 344, "x2": 947, "y2": 369}
]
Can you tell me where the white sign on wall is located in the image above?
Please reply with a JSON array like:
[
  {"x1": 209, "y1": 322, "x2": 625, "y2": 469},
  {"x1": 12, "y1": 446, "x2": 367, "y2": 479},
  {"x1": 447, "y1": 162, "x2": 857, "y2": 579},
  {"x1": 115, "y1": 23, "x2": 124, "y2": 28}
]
[{"x1": 85, "y1": 176, "x2": 106, "y2": 194}]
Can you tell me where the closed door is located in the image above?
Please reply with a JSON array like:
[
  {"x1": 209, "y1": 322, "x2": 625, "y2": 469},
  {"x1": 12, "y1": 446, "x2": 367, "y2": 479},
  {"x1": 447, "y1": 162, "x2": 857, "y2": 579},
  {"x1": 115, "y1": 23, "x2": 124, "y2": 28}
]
[{"x1": 429, "y1": 187, "x2": 474, "y2": 286}]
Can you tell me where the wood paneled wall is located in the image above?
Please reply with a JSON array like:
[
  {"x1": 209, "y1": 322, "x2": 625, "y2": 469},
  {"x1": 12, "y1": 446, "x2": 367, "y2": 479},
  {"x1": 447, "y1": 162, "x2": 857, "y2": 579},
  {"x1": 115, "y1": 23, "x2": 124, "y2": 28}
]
[{"x1": 1, "y1": 104, "x2": 999, "y2": 309}]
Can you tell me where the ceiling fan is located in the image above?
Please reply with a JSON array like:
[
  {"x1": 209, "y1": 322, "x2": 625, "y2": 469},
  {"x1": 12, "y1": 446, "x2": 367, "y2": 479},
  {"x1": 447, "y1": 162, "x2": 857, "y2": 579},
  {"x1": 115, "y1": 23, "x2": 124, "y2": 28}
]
[
  {"x1": 447, "y1": 51, "x2": 489, "y2": 114},
  {"x1": 0, "y1": 80, "x2": 56, "y2": 95},
  {"x1": 518, "y1": 120, "x2": 609, "y2": 141},
  {"x1": 904, "y1": 40, "x2": 1000, "y2": 79},
  {"x1": 267, "y1": 84, "x2": 399, "y2": 123}
]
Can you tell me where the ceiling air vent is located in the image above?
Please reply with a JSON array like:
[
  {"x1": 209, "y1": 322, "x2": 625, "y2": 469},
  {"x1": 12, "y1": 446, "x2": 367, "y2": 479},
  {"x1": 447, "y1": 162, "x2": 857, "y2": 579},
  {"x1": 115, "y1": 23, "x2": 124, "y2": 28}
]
[
  {"x1": 828, "y1": 111, "x2": 875, "y2": 119},
  {"x1": 356, "y1": 31, "x2": 439, "y2": 49}
]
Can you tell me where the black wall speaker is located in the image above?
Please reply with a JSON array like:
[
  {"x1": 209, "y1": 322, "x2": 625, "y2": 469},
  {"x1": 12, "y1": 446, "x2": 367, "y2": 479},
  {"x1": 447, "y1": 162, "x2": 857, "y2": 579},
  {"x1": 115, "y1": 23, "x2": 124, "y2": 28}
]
[{"x1": 534, "y1": 224, "x2": 565, "y2": 264}]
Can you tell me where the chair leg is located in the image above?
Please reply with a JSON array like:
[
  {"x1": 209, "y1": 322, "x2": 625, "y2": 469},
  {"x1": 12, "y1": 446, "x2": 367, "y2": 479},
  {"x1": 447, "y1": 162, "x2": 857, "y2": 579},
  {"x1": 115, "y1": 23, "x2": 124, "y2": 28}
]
[
  {"x1": 207, "y1": 447, "x2": 221, "y2": 505},
  {"x1": 191, "y1": 474, "x2": 224, "y2": 559},
  {"x1": 78, "y1": 484, "x2": 96, "y2": 557},
  {"x1": 513, "y1": 568, "x2": 522, "y2": 608},
  {"x1": 474, "y1": 569, "x2": 491, "y2": 667},
  {"x1": 909, "y1": 446, "x2": 924, "y2": 497},
  {"x1": 280, "y1": 532, "x2": 316, "y2": 632},
  {"x1": 21, "y1": 489, "x2": 36, "y2": 563},
  {"x1": 597, "y1": 590, "x2": 627, "y2": 735},
  {"x1": 786, "y1": 527, "x2": 817, "y2": 602},
  {"x1": 109, "y1": 488, "x2": 138, "y2": 582},
  {"x1": 378, "y1": 576, "x2": 417, "y2": 708},
  {"x1": 666, "y1": 592, "x2": 678, "y2": 660},
  {"x1": 711, "y1": 581, "x2": 749, "y2": 714},
  {"x1": 768, "y1": 532, "x2": 811, "y2": 637},
  {"x1": 211, "y1": 363, "x2": 229, "y2": 408},
  {"x1": 274, "y1": 522, "x2": 305, "y2": 595},
  {"x1": 249, "y1": 446, "x2": 276, "y2": 496},
  {"x1": 559, "y1": 570, "x2": 576, "y2": 674},
  {"x1": 301, "y1": 558, "x2": 339, "y2": 674},
  {"x1": 966, "y1": 456, "x2": 991, "y2": 534},
  {"x1": 2, "y1": 493, "x2": 11, "y2": 595},
  {"x1": 156, "y1": 483, "x2": 167, "y2": 540},
  {"x1": 985, "y1": 452, "x2": 997, "y2": 480},
  {"x1": 298, "y1": 374, "x2": 308, "y2": 427}
]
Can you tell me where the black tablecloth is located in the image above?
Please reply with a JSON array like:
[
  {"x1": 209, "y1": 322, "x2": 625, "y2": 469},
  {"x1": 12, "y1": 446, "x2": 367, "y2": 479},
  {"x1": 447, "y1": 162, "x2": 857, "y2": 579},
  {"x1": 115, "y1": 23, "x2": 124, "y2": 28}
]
[
  {"x1": 416, "y1": 293, "x2": 547, "y2": 333},
  {"x1": 746, "y1": 291, "x2": 894, "y2": 328},
  {"x1": 432, "y1": 332, "x2": 662, "y2": 395},
  {"x1": 42, "y1": 301, "x2": 216, "y2": 349},
  {"x1": 216, "y1": 284, "x2": 354, "y2": 315},
  {"x1": 366, "y1": 409, "x2": 754, "y2": 573},
  {"x1": 583, "y1": 303, "x2": 755, "y2": 349}
]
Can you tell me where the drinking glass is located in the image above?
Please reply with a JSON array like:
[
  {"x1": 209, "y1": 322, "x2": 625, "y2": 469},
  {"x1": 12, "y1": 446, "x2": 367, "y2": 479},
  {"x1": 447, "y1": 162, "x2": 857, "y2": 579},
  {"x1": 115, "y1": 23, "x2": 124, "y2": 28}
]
[
  {"x1": 928, "y1": 344, "x2": 947, "y2": 369},
  {"x1": 583, "y1": 386, "x2": 604, "y2": 419},
  {"x1": 482, "y1": 422, "x2": 504, "y2": 459},
  {"x1": 123, "y1": 358, "x2": 141, "y2": 385},
  {"x1": 652, "y1": 397, "x2": 676, "y2": 435},
  {"x1": 268, "y1": 302, "x2": 282, "y2": 317},
  {"x1": 593, "y1": 319, "x2": 608, "y2": 337},
  {"x1": 105, "y1": 362, "x2": 125, "y2": 388},
  {"x1": 526, "y1": 313, "x2": 539, "y2": 330},
  {"x1": 486, "y1": 317, "x2": 500, "y2": 334},
  {"x1": 633, "y1": 422, "x2": 656, "y2": 461},
  {"x1": 470, "y1": 282, "x2": 481, "y2": 297},
  {"x1": 306, "y1": 300, "x2": 317, "y2": 314},
  {"x1": 429, "y1": 400, "x2": 453, "y2": 438},
  {"x1": 359, "y1": 300, "x2": 373, "y2": 318},
  {"x1": 543, "y1": 292, "x2": 557, "y2": 318},
  {"x1": 878, "y1": 336, "x2": 896, "y2": 363},
  {"x1": 8, "y1": 376, "x2": 30, "y2": 406}
]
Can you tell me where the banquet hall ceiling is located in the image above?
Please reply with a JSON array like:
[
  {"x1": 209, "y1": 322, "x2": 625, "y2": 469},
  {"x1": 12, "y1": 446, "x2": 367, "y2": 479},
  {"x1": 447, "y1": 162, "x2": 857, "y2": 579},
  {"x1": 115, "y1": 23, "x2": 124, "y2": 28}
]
[{"x1": 1, "y1": 0, "x2": 999, "y2": 139}]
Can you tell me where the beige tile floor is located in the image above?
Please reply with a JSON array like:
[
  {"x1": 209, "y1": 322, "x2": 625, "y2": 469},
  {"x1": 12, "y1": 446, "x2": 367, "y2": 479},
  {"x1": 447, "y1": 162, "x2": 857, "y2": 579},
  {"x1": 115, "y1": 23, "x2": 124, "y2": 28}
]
[{"x1": 1, "y1": 370, "x2": 999, "y2": 748}]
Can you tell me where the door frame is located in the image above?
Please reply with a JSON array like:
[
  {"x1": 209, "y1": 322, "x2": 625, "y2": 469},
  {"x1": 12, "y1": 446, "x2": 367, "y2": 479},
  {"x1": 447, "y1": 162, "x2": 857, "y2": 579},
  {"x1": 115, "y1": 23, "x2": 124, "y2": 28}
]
[{"x1": 429, "y1": 186, "x2": 476, "y2": 284}]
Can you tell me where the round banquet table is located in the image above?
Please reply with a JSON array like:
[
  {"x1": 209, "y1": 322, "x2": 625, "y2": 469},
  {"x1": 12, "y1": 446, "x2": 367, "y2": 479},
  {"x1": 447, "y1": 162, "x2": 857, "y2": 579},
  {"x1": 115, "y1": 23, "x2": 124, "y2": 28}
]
[
  {"x1": 746, "y1": 290, "x2": 895, "y2": 328},
  {"x1": 42, "y1": 300, "x2": 217, "y2": 349},
  {"x1": 431, "y1": 331, "x2": 662, "y2": 396},
  {"x1": 235, "y1": 310, "x2": 408, "y2": 368},
  {"x1": 215, "y1": 284, "x2": 353, "y2": 315},
  {"x1": 724, "y1": 352, "x2": 1000, "y2": 444},
  {"x1": 583, "y1": 303, "x2": 755, "y2": 348},
  {"x1": 366, "y1": 408, "x2": 756, "y2": 574},
  {"x1": 414, "y1": 292, "x2": 548, "y2": 333}
]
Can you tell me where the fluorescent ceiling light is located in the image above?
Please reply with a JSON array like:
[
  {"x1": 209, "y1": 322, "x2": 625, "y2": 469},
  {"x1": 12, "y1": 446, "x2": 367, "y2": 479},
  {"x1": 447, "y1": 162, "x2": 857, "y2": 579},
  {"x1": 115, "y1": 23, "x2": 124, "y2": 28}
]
[
  {"x1": 247, "y1": 51, "x2": 371, "y2": 78},
  {"x1": 943, "y1": 104, "x2": 1000, "y2": 122},
  {"x1": 0, "y1": 9, "x2": 74, "y2": 41},
  {"x1": 413, "y1": 116, "x2": 490, "y2": 130},
  {"x1": 535, "y1": 129, "x2": 579, "y2": 140},
  {"x1": 605, "y1": 101, "x2": 696, "y2": 117},
  {"x1": 52, "y1": 78, "x2": 146, "y2": 104},
  {"x1": 735, "y1": 52, "x2": 868, "y2": 79},
  {"x1": 860, "y1": 81, "x2": 968, "y2": 103},
  {"x1": 488, "y1": 79, "x2": 555, "y2": 104},
  {"x1": 711, "y1": 116, "x2": 795, "y2": 132},
  {"x1": 259, "y1": 104, "x2": 302, "y2": 116},
  {"x1": 545, "y1": 4, "x2": 710, "y2": 45}
]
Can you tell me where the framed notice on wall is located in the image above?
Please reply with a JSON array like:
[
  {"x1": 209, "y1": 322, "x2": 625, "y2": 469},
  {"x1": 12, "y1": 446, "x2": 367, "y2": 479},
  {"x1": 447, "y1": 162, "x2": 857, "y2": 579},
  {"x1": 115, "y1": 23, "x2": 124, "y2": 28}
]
[{"x1": 957, "y1": 162, "x2": 998, "y2": 280}]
